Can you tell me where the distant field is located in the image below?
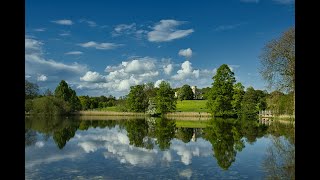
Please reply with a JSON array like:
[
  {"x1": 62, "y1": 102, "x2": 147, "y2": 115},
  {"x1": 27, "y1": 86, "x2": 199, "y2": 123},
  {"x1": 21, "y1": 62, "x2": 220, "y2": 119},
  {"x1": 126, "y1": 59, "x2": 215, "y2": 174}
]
[
  {"x1": 175, "y1": 100, "x2": 208, "y2": 112},
  {"x1": 90, "y1": 100, "x2": 209, "y2": 113}
]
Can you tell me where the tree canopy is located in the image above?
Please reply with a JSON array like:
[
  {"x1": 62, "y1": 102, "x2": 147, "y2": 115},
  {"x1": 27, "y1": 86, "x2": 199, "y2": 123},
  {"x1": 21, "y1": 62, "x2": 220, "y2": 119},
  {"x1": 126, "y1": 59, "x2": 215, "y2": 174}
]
[
  {"x1": 259, "y1": 27, "x2": 295, "y2": 93},
  {"x1": 207, "y1": 64, "x2": 236, "y2": 117},
  {"x1": 127, "y1": 84, "x2": 149, "y2": 112},
  {"x1": 156, "y1": 81, "x2": 176, "y2": 114},
  {"x1": 54, "y1": 80, "x2": 81, "y2": 111},
  {"x1": 178, "y1": 84, "x2": 194, "y2": 100}
]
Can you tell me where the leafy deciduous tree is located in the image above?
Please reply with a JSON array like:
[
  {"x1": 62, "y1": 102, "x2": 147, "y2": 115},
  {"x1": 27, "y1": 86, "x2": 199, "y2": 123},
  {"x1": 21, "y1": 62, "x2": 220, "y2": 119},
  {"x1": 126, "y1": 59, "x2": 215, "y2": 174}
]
[
  {"x1": 156, "y1": 81, "x2": 176, "y2": 114},
  {"x1": 207, "y1": 64, "x2": 236, "y2": 117},
  {"x1": 232, "y1": 82, "x2": 245, "y2": 115},
  {"x1": 127, "y1": 85, "x2": 149, "y2": 112},
  {"x1": 178, "y1": 84, "x2": 194, "y2": 100},
  {"x1": 54, "y1": 80, "x2": 81, "y2": 111},
  {"x1": 259, "y1": 27, "x2": 295, "y2": 109}
]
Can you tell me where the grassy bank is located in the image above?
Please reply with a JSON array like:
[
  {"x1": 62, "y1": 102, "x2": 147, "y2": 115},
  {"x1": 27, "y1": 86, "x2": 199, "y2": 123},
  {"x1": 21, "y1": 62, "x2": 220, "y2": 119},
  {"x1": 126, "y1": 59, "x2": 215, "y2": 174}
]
[
  {"x1": 73, "y1": 111, "x2": 146, "y2": 116},
  {"x1": 175, "y1": 100, "x2": 208, "y2": 112}
]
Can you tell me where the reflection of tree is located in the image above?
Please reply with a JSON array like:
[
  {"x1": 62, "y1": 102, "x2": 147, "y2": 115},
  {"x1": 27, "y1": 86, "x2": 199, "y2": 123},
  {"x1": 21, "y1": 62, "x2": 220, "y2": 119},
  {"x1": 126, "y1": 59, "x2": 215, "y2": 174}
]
[
  {"x1": 262, "y1": 137, "x2": 295, "y2": 179},
  {"x1": 52, "y1": 124, "x2": 79, "y2": 149},
  {"x1": 25, "y1": 115, "x2": 80, "y2": 149},
  {"x1": 204, "y1": 118, "x2": 245, "y2": 170},
  {"x1": 262, "y1": 122, "x2": 295, "y2": 179},
  {"x1": 25, "y1": 129, "x2": 37, "y2": 147},
  {"x1": 175, "y1": 128, "x2": 194, "y2": 143},
  {"x1": 125, "y1": 119, "x2": 153, "y2": 149},
  {"x1": 267, "y1": 121, "x2": 295, "y2": 145},
  {"x1": 155, "y1": 118, "x2": 176, "y2": 150},
  {"x1": 25, "y1": 115, "x2": 130, "y2": 149},
  {"x1": 240, "y1": 120, "x2": 268, "y2": 144}
]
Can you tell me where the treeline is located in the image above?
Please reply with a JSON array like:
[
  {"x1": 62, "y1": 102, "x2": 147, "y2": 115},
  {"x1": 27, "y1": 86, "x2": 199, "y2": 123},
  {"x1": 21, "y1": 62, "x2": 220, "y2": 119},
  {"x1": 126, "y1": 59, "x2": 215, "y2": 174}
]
[
  {"x1": 25, "y1": 80, "x2": 117, "y2": 115},
  {"x1": 78, "y1": 95, "x2": 116, "y2": 110}
]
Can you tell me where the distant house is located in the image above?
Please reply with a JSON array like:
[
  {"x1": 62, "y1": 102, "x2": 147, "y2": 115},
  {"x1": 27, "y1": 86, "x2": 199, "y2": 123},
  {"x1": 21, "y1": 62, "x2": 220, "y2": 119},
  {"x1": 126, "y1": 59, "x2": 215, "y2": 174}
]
[{"x1": 191, "y1": 86, "x2": 197, "y2": 99}]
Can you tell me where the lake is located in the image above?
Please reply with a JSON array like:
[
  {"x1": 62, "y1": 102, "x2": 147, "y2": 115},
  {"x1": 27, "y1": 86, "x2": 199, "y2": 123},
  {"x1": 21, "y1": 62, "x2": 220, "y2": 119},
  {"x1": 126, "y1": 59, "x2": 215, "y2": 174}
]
[{"x1": 25, "y1": 115, "x2": 295, "y2": 179}]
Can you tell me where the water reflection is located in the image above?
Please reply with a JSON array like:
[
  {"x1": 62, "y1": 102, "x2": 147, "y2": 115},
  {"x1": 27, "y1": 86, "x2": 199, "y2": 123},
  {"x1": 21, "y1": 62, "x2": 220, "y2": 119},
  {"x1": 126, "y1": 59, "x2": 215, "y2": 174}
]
[
  {"x1": 262, "y1": 121, "x2": 295, "y2": 179},
  {"x1": 203, "y1": 118, "x2": 269, "y2": 170},
  {"x1": 25, "y1": 115, "x2": 294, "y2": 179}
]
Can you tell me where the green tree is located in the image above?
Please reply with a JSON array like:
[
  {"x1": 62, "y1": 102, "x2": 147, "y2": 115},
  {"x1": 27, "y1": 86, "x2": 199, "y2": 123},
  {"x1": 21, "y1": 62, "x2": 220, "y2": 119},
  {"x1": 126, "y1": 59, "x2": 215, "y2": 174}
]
[
  {"x1": 32, "y1": 96, "x2": 71, "y2": 115},
  {"x1": 178, "y1": 84, "x2": 194, "y2": 100},
  {"x1": 25, "y1": 80, "x2": 39, "y2": 99},
  {"x1": 144, "y1": 82, "x2": 157, "y2": 99},
  {"x1": 78, "y1": 95, "x2": 90, "y2": 110},
  {"x1": 54, "y1": 80, "x2": 81, "y2": 111},
  {"x1": 255, "y1": 90, "x2": 268, "y2": 112},
  {"x1": 156, "y1": 81, "x2": 176, "y2": 114},
  {"x1": 25, "y1": 99, "x2": 33, "y2": 112},
  {"x1": 127, "y1": 85, "x2": 149, "y2": 112},
  {"x1": 199, "y1": 87, "x2": 211, "y2": 100},
  {"x1": 259, "y1": 27, "x2": 295, "y2": 109},
  {"x1": 240, "y1": 87, "x2": 259, "y2": 119},
  {"x1": 266, "y1": 91, "x2": 293, "y2": 115},
  {"x1": 232, "y1": 82, "x2": 245, "y2": 115},
  {"x1": 207, "y1": 64, "x2": 236, "y2": 117}
]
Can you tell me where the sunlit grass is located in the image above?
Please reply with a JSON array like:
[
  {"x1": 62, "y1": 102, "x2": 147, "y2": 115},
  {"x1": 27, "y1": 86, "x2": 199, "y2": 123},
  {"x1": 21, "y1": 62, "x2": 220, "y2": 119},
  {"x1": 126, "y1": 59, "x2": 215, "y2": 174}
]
[{"x1": 175, "y1": 100, "x2": 208, "y2": 112}]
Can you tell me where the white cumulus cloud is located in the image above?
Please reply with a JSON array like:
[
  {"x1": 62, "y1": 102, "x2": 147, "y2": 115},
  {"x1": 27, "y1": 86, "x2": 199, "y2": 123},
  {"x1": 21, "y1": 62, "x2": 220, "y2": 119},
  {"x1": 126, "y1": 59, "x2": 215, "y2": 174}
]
[
  {"x1": 125, "y1": 58, "x2": 156, "y2": 74},
  {"x1": 163, "y1": 64, "x2": 173, "y2": 75},
  {"x1": 178, "y1": 48, "x2": 192, "y2": 58},
  {"x1": 154, "y1": 79, "x2": 165, "y2": 88},
  {"x1": 148, "y1": 19, "x2": 194, "y2": 42},
  {"x1": 80, "y1": 71, "x2": 105, "y2": 82},
  {"x1": 172, "y1": 61, "x2": 199, "y2": 80}
]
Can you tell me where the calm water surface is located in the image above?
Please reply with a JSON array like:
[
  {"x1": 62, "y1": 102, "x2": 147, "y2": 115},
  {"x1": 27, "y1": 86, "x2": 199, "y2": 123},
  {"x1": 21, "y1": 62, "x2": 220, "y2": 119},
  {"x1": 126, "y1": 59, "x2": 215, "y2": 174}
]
[{"x1": 25, "y1": 115, "x2": 295, "y2": 179}]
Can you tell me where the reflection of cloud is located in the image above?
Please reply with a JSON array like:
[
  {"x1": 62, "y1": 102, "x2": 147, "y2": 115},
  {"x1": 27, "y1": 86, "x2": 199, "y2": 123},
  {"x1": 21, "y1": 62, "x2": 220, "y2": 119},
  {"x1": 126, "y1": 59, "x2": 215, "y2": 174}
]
[
  {"x1": 26, "y1": 126, "x2": 214, "y2": 172},
  {"x1": 78, "y1": 142, "x2": 98, "y2": 153},
  {"x1": 35, "y1": 141, "x2": 44, "y2": 148},
  {"x1": 179, "y1": 169, "x2": 192, "y2": 179},
  {"x1": 25, "y1": 151, "x2": 82, "y2": 169},
  {"x1": 162, "y1": 151, "x2": 172, "y2": 162},
  {"x1": 171, "y1": 139, "x2": 212, "y2": 165},
  {"x1": 76, "y1": 127, "x2": 158, "y2": 166}
]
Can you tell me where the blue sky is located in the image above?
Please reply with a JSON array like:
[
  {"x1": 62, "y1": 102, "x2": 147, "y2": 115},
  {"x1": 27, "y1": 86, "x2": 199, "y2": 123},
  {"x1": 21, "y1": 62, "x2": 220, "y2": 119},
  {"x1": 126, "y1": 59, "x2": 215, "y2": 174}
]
[{"x1": 25, "y1": 0, "x2": 295, "y2": 97}]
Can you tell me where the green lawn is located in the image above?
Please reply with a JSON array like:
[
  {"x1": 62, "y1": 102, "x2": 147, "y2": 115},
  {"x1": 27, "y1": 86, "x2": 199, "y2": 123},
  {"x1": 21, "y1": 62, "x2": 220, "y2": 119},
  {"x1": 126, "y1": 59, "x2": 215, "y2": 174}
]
[
  {"x1": 93, "y1": 100, "x2": 209, "y2": 113},
  {"x1": 175, "y1": 100, "x2": 208, "y2": 112}
]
